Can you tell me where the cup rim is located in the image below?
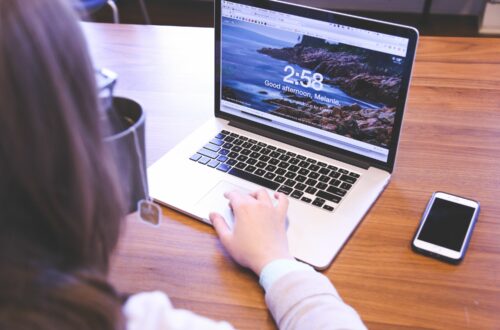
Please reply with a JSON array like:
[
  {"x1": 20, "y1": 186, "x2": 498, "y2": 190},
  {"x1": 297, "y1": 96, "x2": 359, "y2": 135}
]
[{"x1": 103, "y1": 97, "x2": 145, "y2": 142}]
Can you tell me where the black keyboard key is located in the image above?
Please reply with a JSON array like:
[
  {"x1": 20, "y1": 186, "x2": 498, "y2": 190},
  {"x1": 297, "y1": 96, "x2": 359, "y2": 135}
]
[
  {"x1": 349, "y1": 172, "x2": 360, "y2": 178},
  {"x1": 250, "y1": 145, "x2": 262, "y2": 152},
  {"x1": 258, "y1": 142, "x2": 267, "y2": 147},
  {"x1": 246, "y1": 158, "x2": 257, "y2": 165},
  {"x1": 340, "y1": 174, "x2": 357, "y2": 184},
  {"x1": 275, "y1": 168, "x2": 286, "y2": 176},
  {"x1": 298, "y1": 160, "x2": 309, "y2": 168},
  {"x1": 228, "y1": 152, "x2": 238, "y2": 158},
  {"x1": 235, "y1": 162, "x2": 246, "y2": 169},
  {"x1": 267, "y1": 145, "x2": 277, "y2": 150},
  {"x1": 269, "y1": 158, "x2": 280, "y2": 165},
  {"x1": 250, "y1": 152, "x2": 260, "y2": 158},
  {"x1": 316, "y1": 182, "x2": 328, "y2": 190},
  {"x1": 226, "y1": 159, "x2": 237, "y2": 166},
  {"x1": 340, "y1": 182, "x2": 352, "y2": 190},
  {"x1": 228, "y1": 168, "x2": 280, "y2": 190},
  {"x1": 242, "y1": 142, "x2": 252, "y2": 148},
  {"x1": 298, "y1": 168, "x2": 310, "y2": 176},
  {"x1": 278, "y1": 185, "x2": 293, "y2": 195},
  {"x1": 278, "y1": 162, "x2": 290, "y2": 169},
  {"x1": 217, "y1": 163, "x2": 231, "y2": 172},
  {"x1": 286, "y1": 151, "x2": 297, "y2": 157},
  {"x1": 239, "y1": 136, "x2": 248, "y2": 141},
  {"x1": 279, "y1": 154, "x2": 290, "y2": 161},
  {"x1": 319, "y1": 175, "x2": 330, "y2": 183},
  {"x1": 317, "y1": 161, "x2": 327, "y2": 167},
  {"x1": 284, "y1": 179, "x2": 296, "y2": 187},
  {"x1": 233, "y1": 139, "x2": 244, "y2": 146},
  {"x1": 210, "y1": 138, "x2": 224, "y2": 146},
  {"x1": 326, "y1": 186, "x2": 347, "y2": 197},
  {"x1": 319, "y1": 167, "x2": 330, "y2": 175},
  {"x1": 277, "y1": 148, "x2": 286, "y2": 153},
  {"x1": 308, "y1": 172, "x2": 320, "y2": 179},
  {"x1": 270, "y1": 151, "x2": 280, "y2": 158},
  {"x1": 221, "y1": 130, "x2": 230, "y2": 135},
  {"x1": 306, "y1": 158, "x2": 317, "y2": 164},
  {"x1": 295, "y1": 175, "x2": 307, "y2": 183},
  {"x1": 222, "y1": 142, "x2": 233, "y2": 149},
  {"x1": 223, "y1": 139, "x2": 234, "y2": 145},
  {"x1": 256, "y1": 161, "x2": 266, "y2": 169},
  {"x1": 317, "y1": 190, "x2": 342, "y2": 203},
  {"x1": 255, "y1": 169, "x2": 266, "y2": 176},
  {"x1": 329, "y1": 171, "x2": 341, "y2": 179},
  {"x1": 295, "y1": 183, "x2": 307, "y2": 191},
  {"x1": 323, "y1": 205, "x2": 334, "y2": 212},
  {"x1": 245, "y1": 165, "x2": 256, "y2": 173},
  {"x1": 291, "y1": 190, "x2": 304, "y2": 199},
  {"x1": 207, "y1": 160, "x2": 219, "y2": 168},
  {"x1": 301, "y1": 197, "x2": 312, "y2": 203},
  {"x1": 232, "y1": 146, "x2": 242, "y2": 152},
  {"x1": 236, "y1": 155, "x2": 248, "y2": 162},
  {"x1": 248, "y1": 138, "x2": 258, "y2": 144},
  {"x1": 198, "y1": 148, "x2": 218, "y2": 159},
  {"x1": 261, "y1": 148, "x2": 272, "y2": 155},
  {"x1": 338, "y1": 169, "x2": 349, "y2": 174},
  {"x1": 241, "y1": 149, "x2": 251, "y2": 155},
  {"x1": 198, "y1": 156, "x2": 210, "y2": 165},
  {"x1": 309, "y1": 164, "x2": 320, "y2": 172},
  {"x1": 285, "y1": 172, "x2": 296, "y2": 179},
  {"x1": 274, "y1": 176, "x2": 286, "y2": 184},
  {"x1": 190, "y1": 154, "x2": 202, "y2": 161},
  {"x1": 312, "y1": 198, "x2": 325, "y2": 207},
  {"x1": 224, "y1": 136, "x2": 235, "y2": 143},
  {"x1": 328, "y1": 165, "x2": 338, "y2": 171},
  {"x1": 289, "y1": 158, "x2": 300, "y2": 165},
  {"x1": 288, "y1": 165, "x2": 300, "y2": 172},
  {"x1": 296, "y1": 155, "x2": 306, "y2": 160},
  {"x1": 265, "y1": 165, "x2": 277, "y2": 172},
  {"x1": 305, "y1": 178, "x2": 318, "y2": 186},
  {"x1": 329, "y1": 179, "x2": 341, "y2": 187},
  {"x1": 219, "y1": 148, "x2": 230, "y2": 156},
  {"x1": 229, "y1": 132, "x2": 239, "y2": 137},
  {"x1": 264, "y1": 172, "x2": 276, "y2": 180},
  {"x1": 259, "y1": 155, "x2": 270, "y2": 162},
  {"x1": 305, "y1": 186, "x2": 317, "y2": 195}
]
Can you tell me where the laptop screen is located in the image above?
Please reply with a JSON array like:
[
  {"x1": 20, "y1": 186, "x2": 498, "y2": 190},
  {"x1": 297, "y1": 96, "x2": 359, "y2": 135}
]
[{"x1": 217, "y1": 0, "x2": 417, "y2": 166}]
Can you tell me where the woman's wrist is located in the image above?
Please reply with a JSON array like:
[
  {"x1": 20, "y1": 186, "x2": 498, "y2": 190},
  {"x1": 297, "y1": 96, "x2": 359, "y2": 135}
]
[{"x1": 258, "y1": 258, "x2": 315, "y2": 292}]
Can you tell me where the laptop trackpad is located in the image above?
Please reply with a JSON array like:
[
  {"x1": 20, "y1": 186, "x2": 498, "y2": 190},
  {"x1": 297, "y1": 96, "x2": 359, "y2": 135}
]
[{"x1": 195, "y1": 180, "x2": 252, "y2": 230}]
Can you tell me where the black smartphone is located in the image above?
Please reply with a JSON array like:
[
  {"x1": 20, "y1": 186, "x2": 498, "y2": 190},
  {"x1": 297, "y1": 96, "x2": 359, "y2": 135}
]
[{"x1": 412, "y1": 192, "x2": 480, "y2": 264}]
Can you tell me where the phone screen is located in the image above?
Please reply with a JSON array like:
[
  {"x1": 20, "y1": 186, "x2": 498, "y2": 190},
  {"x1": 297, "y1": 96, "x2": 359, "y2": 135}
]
[{"x1": 417, "y1": 198, "x2": 476, "y2": 252}]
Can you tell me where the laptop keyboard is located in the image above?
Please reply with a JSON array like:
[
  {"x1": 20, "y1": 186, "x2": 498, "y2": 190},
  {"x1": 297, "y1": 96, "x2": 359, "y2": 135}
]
[{"x1": 189, "y1": 130, "x2": 360, "y2": 212}]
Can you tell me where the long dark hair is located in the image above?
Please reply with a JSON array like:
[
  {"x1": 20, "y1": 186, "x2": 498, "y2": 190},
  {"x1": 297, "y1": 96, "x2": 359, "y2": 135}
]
[{"x1": 0, "y1": 0, "x2": 126, "y2": 328}]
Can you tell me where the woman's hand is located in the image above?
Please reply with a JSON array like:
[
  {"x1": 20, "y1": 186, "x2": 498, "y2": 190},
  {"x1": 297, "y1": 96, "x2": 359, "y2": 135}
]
[{"x1": 209, "y1": 189, "x2": 292, "y2": 275}]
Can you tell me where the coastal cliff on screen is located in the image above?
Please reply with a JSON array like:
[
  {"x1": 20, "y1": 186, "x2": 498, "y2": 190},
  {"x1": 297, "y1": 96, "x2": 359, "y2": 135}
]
[{"x1": 221, "y1": 18, "x2": 405, "y2": 149}]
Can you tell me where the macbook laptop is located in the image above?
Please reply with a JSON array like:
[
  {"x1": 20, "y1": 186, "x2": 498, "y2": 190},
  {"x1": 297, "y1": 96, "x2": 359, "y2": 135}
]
[{"x1": 148, "y1": 0, "x2": 418, "y2": 269}]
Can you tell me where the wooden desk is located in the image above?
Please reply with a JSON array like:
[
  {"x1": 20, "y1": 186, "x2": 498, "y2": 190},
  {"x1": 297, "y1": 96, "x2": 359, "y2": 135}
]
[{"x1": 83, "y1": 23, "x2": 500, "y2": 329}]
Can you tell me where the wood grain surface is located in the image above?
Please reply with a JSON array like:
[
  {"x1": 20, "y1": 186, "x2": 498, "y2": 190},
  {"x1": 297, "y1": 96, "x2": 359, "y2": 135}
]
[{"x1": 82, "y1": 23, "x2": 500, "y2": 329}]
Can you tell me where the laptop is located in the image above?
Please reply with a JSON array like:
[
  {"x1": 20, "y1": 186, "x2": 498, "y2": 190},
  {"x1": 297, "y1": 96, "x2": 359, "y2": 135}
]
[{"x1": 148, "y1": 0, "x2": 418, "y2": 269}]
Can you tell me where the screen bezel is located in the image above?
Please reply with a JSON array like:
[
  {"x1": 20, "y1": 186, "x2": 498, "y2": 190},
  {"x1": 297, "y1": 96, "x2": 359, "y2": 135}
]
[
  {"x1": 412, "y1": 192, "x2": 480, "y2": 261},
  {"x1": 214, "y1": 0, "x2": 419, "y2": 173}
]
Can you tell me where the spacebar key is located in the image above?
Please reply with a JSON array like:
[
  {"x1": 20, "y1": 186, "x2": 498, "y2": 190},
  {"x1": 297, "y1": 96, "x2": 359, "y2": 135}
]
[{"x1": 228, "y1": 168, "x2": 280, "y2": 190}]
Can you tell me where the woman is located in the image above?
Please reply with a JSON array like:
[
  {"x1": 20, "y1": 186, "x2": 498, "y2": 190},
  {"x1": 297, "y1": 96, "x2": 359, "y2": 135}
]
[{"x1": 0, "y1": 0, "x2": 366, "y2": 329}]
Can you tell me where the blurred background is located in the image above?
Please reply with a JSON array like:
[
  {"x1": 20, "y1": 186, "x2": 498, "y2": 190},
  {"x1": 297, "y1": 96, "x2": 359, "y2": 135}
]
[{"x1": 89, "y1": 0, "x2": 499, "y2": 37}]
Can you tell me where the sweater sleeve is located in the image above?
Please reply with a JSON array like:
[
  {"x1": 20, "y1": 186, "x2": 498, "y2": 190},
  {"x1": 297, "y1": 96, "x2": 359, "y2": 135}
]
[
  {"x1": 265, "y1": 271, "x2": 367, "y2": 330},
  {"x1": 124, "y1": 291, "x2": 234, "y2": 330}
]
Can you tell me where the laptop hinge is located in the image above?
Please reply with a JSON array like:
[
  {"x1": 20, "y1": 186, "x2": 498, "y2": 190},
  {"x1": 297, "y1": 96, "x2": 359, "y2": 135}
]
[{"x1": 228, "y1": 120, "x2": 370, "y2": 170}]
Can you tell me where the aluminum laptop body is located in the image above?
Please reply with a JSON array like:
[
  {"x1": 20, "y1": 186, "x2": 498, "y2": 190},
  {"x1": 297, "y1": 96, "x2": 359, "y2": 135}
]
[{"x1": 148, "y1": 0, "x2": 418, "y2": 269}]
